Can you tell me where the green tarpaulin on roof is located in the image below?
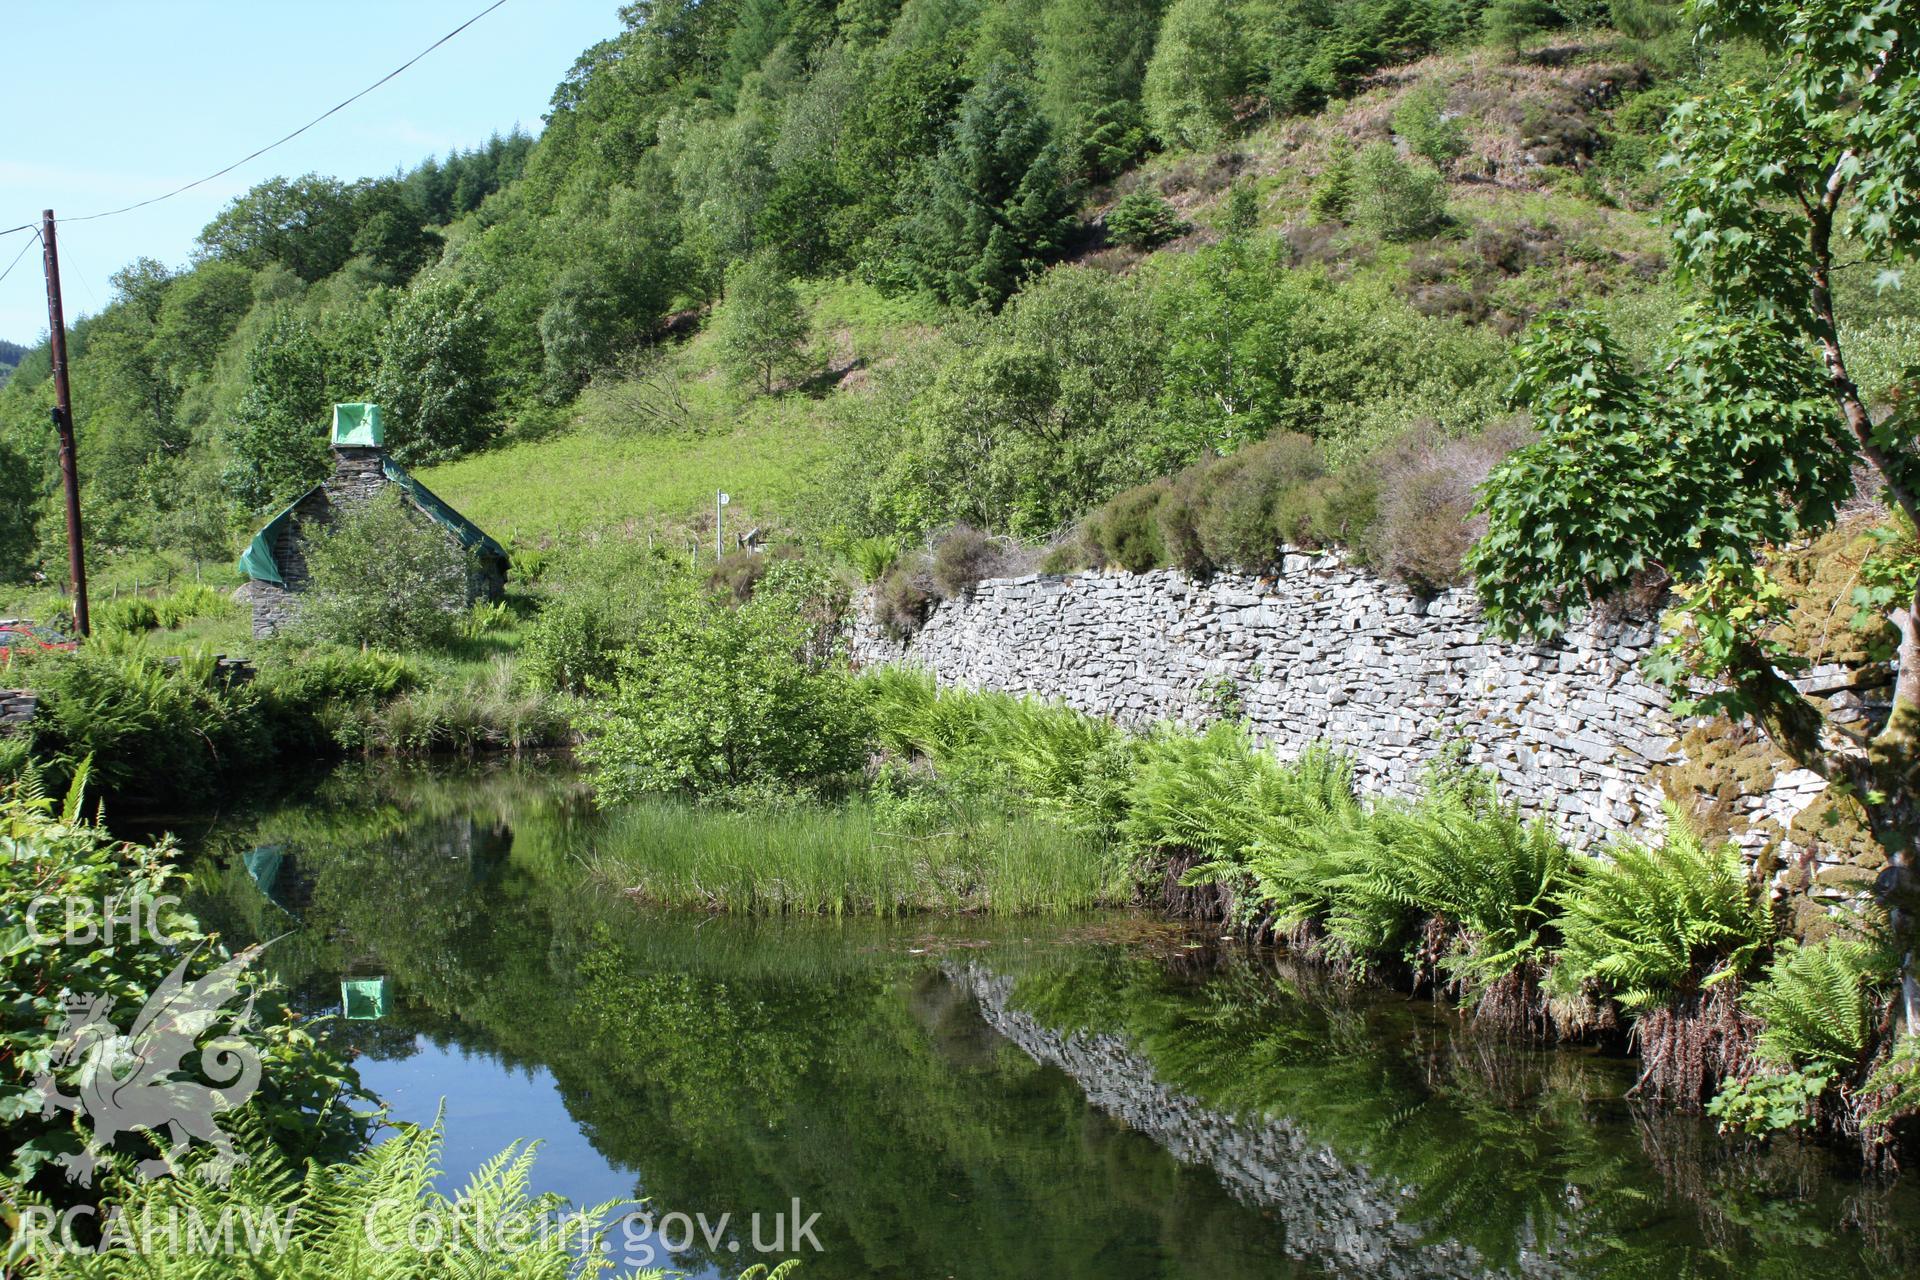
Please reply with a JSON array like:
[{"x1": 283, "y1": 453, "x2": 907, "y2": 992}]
[
  {"x1": 235, "y1": 494, "x2": 305, "y2": 586},
  {"x1": 235, "y1": 457, "x2": 506, "y2": 585},
  {"x1": 380, "y1": 458, "x2": 508, "y2": 564}
]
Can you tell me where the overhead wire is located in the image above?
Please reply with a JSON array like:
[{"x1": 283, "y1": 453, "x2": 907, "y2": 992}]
[
  {"x1": 53, "y1": 0, "x2": 512, "y2": 226},
  {"x1": 0, "y1": 229, "x2": 43, "y2": 291}
]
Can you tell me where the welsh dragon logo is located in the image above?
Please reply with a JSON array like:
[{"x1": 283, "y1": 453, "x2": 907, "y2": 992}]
[{"x1": 34, "y1": 945, "x2": 267, "y2": 1186}]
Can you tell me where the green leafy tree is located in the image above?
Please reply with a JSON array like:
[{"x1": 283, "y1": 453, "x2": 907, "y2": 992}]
[
  {"x1": 1392, "y1": 81, "x2": 1467, "y2": 172},
  {"x1": 194, "y1": 175, "x2": 360, "y2": 282},
  {"x1": 1142, "y1": 0, "x2": 1246, "y2": 150},
  {"x1": 1037, "y1": 0, "x2": 1166, "y2": 178},
  {"x1": 148, "y1": 259, "x2": 253, "y2": 390},
  {"x1": 1155, "y1": 240, "x2": 1303, "y2": 453},
  {"x1": 714, "y1": 253, "x2": 810, "y2": 395},
  {"x1": 1468, "y1": 0, "x2": 1920, "y2": 1034},
  {"x1": 372, "y1": 276, "x2": 494, "y2": 465},
  {"x1": 0, "y1": 437, "x2": 38, "y2": 581},
  {"x1": 863, "y1": 266, "x2": 1170, "y2": 538},
  {"x1": 298, "y1": 489, "x2": 475, "y2": 649},
  {"x1": 222, "y1": 310, "x2": 333, "y2": 510}
]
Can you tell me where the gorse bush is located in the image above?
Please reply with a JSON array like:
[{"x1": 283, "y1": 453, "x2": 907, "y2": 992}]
[
  {"x1": 1087, "y1": 481, "x2": 1171, "y2": 572},
  {"x1": 872, "y1": 552, "x2": 937, "y2": 639}
]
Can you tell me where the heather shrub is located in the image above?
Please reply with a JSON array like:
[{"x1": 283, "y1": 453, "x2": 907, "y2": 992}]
[
  {"x1": 875, "y1": 553, "x2": 937, "y2": 639},
  {"x1": 1155, "y1": 462, "x2": 1216, "y2": 574},
  {"x1": 1039, "y1": 534, "x2": 1094, "y2": 575},
  {"x1": 1302, "y1": 470, "x2": 1380, "y2": 548},
  {"x1": 931, "y1": 525, "x2": 1005, "y2": 598},
  {"x1": 708, "y1": 546, "x2": 800, "y2": 604},
  {"x1": 1194, "y1": 433, "x2": 1327, "y2": 569},
  {"x1": 1088, "y1": 481, "x2": 1170, "y2": 572},
  {"x1": 1359, "y1": 420, "x2": 1532, "y2": 593}
]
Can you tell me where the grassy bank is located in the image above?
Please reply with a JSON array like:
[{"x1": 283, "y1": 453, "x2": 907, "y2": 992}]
[{"x1": 584, "y1": 794, "x2": 1128, "y2": 916}]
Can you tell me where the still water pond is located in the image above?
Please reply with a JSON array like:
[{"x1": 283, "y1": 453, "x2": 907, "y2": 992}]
[{"x1": 171, "y1": 761, "x2": 1919, "y2": 1279}]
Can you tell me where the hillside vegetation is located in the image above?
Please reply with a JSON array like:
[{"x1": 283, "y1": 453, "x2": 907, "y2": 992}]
[{"x1": 0, "y1": 0, "x2": 1913, "y2": 605}]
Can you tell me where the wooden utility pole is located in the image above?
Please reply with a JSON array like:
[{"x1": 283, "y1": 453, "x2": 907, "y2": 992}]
[{"x1": 41, "y1": 210, "x2": 89, "y2": 637}]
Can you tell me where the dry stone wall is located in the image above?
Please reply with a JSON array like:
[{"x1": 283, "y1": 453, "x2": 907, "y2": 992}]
[
  {"x1": 0, "y1": 690, "x2": 37, "y2": 734},
  {"x1": 850, "y1": 550, "x2": 1833, "y2": 860}
]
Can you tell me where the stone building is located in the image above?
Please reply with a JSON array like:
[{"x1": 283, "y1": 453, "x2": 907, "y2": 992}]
[{"x1": 237, "y1": 404, "x2": 508, "y2": 638}]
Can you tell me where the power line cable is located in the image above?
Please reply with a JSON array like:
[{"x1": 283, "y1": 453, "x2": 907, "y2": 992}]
[
  {"x1": 0, "y1": 223, "x2": 35, "y2": 239},
  {"x1": 58, "y1": 0, "x2": 511, "y2": 226},
  {"x1": 0, "y1": 229, "x2": 43, "y2": 291}
]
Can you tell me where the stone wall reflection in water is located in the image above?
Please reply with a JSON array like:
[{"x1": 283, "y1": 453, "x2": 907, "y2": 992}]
[{"x1": 175, "y1": 761, "x2": 1919, "y2": 1280}]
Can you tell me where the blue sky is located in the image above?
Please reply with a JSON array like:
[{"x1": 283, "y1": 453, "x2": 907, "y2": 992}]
[{"x1": 0, "y1": 0, "x2": 622, "y2": 344}]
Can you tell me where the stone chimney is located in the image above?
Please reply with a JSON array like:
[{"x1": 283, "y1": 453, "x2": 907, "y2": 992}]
[{"x1": 324, "y1": 402, "x2": 387, "y2": 509}]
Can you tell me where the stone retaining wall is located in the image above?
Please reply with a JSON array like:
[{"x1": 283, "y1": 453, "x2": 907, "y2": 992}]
[{"x1": 850, "y1": 551, "x2": 1840, "y2": 870}]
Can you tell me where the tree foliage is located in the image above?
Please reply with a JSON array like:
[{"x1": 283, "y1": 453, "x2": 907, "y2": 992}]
[
  {"x1": 714, "y1": 253, "x2": 810, "y2": 394},
  {"x1": 298, "y1": 489, "x2": 476, "y2": 650}
]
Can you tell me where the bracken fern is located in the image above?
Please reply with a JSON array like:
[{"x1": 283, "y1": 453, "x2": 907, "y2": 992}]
[{"x1": 1551, "y1": 802, "x2": 1772, "y2": 1012}]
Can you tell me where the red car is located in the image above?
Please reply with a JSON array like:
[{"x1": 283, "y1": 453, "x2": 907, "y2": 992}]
[{"x1": 0, "y1": 619, "x2": 77, "y2": 666}]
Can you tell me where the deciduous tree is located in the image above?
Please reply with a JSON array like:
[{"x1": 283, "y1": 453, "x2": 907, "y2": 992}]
[{"x1": 1468, "y1": 0, "x2": 1920, "y2": 1032}]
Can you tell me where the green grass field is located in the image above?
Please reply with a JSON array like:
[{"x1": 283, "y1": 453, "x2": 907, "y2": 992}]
[{"x1": 416, "y1": 409, "x2": 840, "y2": 549}]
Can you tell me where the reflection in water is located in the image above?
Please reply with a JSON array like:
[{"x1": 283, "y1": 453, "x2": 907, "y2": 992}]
[{"x1": 176, "y1": 761, "x2": 1920, "y2": 1280}]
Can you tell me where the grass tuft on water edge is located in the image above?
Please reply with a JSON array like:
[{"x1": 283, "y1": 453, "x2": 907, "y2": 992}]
[{"x1": 582, "y1": 796, "x2": 1130, "y2": 916}]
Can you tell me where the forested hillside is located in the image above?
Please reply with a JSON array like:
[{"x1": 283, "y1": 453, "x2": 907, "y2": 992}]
[{"x1": 0, "y1": 0, "x2": 1913, "y2": 593}]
